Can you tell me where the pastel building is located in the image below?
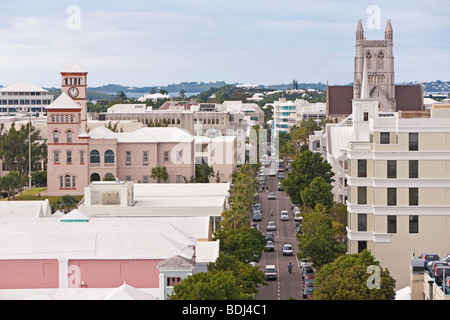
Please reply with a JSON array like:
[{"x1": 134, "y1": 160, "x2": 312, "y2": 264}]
[
  {"x1": 312, "y1": 56, "x2": 450, "y2": 290},
  {"x1": 0, "y1": 200, "x2": 219, "y2": 300},
  {"x1": 46, "y1": 62, "x2": 201, "y2": 196},
  {"x1": 0, "y1": 81, "x2": 53, "y2": 116}
]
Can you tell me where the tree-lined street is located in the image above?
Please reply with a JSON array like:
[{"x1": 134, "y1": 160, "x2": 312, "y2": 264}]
[{"x1": 255, "y1": 166, "x2": 303, "y2": 300}]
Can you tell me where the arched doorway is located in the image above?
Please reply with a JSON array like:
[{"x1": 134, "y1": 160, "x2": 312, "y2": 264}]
[{"x1": 90, "y1": 173, "x2": 101, "y2": 182}]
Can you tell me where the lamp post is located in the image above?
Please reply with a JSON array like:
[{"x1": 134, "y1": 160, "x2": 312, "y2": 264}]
[{"x1": 28, "y1": 113, "x2": 32, "y2": 190}]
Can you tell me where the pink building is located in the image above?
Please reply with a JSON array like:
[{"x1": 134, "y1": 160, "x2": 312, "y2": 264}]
[
  {"x1": 46, "y1": 62, "x2": 196, "y2": 196},
  {"x1": 0, "y1": 210, "x2": 217, "y2": 299}
]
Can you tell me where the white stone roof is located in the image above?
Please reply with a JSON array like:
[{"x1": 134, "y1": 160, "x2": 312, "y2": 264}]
[
  {"x1": 0, "y1": 200, "x2": 51, "y2": 218},
  {"x1": 45, "y1": 92, "x2": 82, "y2": 110},
  {"x1": 0, "y1": 216, "x2": 211, "y2": 260},
  {"x1": 0, "y1": 286, "x2": 159, "y2": 300},
  {"x1": 61, "y1": 60, "x2": 87, "y2": 73},
  {"x1": 0, "y1": 81, "x2": 47, "y2": 93},
  {"x1": 89, "y1": 126, "x2": 194, "y2": 143}
]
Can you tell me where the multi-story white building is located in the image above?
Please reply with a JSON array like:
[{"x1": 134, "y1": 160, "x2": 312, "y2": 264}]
[
  {"x1": 312, "y1": 59, "x2": 450, "y2": 289},
  {"x1": 0, "y1": 81, "x2": 53, "y2": 116}
]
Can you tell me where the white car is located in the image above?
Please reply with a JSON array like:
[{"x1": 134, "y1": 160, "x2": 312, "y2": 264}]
[
  {"x1": 266, "y1": 221, "x2": 277, "y2": 231},
  {"x1": 269, "y1": 169, "x2": 276, "y2": 177},
  {"x1": 282, "y1": 243, "x2": 294, "y2": 256},
  {"x1": 264, "y1": 265, "x2": 277, "y2": 280},
  {"x1": 280, "y1": 210, "x2": 289, "y2": 221}
]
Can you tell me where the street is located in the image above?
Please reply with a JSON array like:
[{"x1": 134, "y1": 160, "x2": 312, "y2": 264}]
[{"x1": 254, "y1": 167, "x2": 304, "y2": 300}]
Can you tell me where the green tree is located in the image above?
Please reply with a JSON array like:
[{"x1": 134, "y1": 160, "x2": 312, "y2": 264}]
[
  {"x1": 281, "y1": 150, "x2": 334, "y2": 206},
  {"x1": 168, "y1": 271, "x2": 252, "y2": 300},
  {"x1": 0, "y1": 171, "x2": 21, "y2": 200},
  {"x1": 300, "y1": 176, "x2": 334, "y2": 209},
  {"x1": 0, "y1": 122, "x2": 46, "y2": 184},
  {"x1": 313, "y1": 250, "x2": 396, "y2": 300},
  {"x1": 195, "y1": 163, "x2": 215, "y2": 183},
  {"x1": 31, "y1": 171, "x2": 47, "y2": 187},
  {"x1": 214, "y1": 227, "x2": 266, "y2": 264},
  {"x1": 297, "y1": 204, "x2": 346, "y2": 269},
  {"x1": 179, "y1": 89, "x2": 186, "y2": 100},
  {"x1": 207, "y1": 253, "x2": 265, "y2": 297},
  {"x1": 150, "y1": 166, "x2": 169, "y2": 183},
  {"x1": 54, "y1": 195, "x2": 79, "y2": 213}
]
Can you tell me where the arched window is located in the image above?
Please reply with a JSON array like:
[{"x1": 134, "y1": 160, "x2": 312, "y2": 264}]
[
  {"x1": 65, "y1": 175, "x2": 71, "y2": 188},
  {"x1": 67, "y1": 130, "x2": 73, "y2": 143},
  {"x1": 65, "y1": 78, "x2": 68, "y2": 86},
  {"x1": 365, "y1": 51, "x2": 373, "y2": 69},
  {"x1": 90, "y1": 150, "x2": 100, "y2": 163},
  {"x1": 377, "y1": 51, "x2": 385, "y2": 69},
  {"x1": 104, "y1": 150, "x2": 115, "y2": 164},
  {"x1": 53, "y1": 130, "x2": 59, "y2": 143}
]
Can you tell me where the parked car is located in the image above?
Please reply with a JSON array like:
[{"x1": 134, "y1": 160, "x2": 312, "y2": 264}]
[
  {"x1": 264, "y1": 265, "x2": 277, "y2": 280},
  {"x1": 303, "y1": 286, "x2": 315, "y2": 299},
  {"x1": 428, "y1": 261, "x2": 449, "y2": 276},
  {"x1": 251, "y1": 223, "x2": 260, "y2": 231},
  {"x1": 278, "y1": 173, "x2": 285, "y2": 179},
  {"x1": 294, "y1": 212, "x2": 303, "y2": 222},
  {"x1": 420, "y1": 253, "x2": 440, "y2": 270},
  {"x1": 302, "y1": 266, "x2": 315, "y2": 280},
  {"x1": 269, "y1": 169, "x2": 276, "y2": 177},
  {"x1": 295, "y1": 222, "x2": 302, "y2": 234},
  {"x1": 282, "y1": 243, "x2": 293, "y2": 256},
  {"x1": 277, "y1": 182, "x2": 284, "y2": 191},
  {"x1": 432, "y1": 266, "x2": 450, "y2": 286},
  {"x1": 304, "y1": 278, "x2": 315, "y2": 287},
  {"x1": 265, "y1": 232, "x2": 274, "y2": 242},
  {"x1": 280, "y1": 210, "x2": 289, "y2": 221},
  {"x1": 265, "y1": 240, "x2": 275, "y2": 252},
  {"x1": 266, "y1": 221, "x2": 277, "y2": 231},
  {"x1": 300, "y1": 258, "x2": 311, "y2": 268},
  {"x1": 252, "y1": 212, "x2": 262, "y2": 222},
  {"x1": 268, "y1": 192, "x2": 276, "y2": 200}
]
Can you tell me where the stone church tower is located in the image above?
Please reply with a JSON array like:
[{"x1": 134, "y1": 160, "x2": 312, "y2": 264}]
[{"x1": 353, "y1": 19, "x2": 396, "y2": 112}]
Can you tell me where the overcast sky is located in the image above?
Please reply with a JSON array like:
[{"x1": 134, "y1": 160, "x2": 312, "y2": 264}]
[{"x1": 0, "y1": 0, "x2": 449, "y2": 88}]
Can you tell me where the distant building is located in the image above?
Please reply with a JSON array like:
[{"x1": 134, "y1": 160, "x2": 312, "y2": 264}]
[{"x1": 0, "y1": 81, "x2": 53, "y2": 116}]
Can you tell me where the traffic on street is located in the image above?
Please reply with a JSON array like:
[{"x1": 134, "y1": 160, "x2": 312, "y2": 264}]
[{"x1": 253, "y1": 159, "x2": 315, "y2": 300}]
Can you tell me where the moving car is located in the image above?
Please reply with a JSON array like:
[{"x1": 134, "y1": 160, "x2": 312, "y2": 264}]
[
  {"x1": 264, "y1": 265, "x2": 277, "y2": 280},
  {"x1": 269, "y1": 169, "x2": 276, "y2": 177},
  {"x1": 266, "y1": 221, "x2": 277, "y2": 231},
  {"x1": 265, "y1": 232, "x2": 274, "y2": 242},
  {"x1": 282, "y1": 243, "x2": 293, "y2": 256},
  {"x1": 280, "y1": 210, "x2": 289, "y2": 221},
  {"x1": 277, "y1": 182, "x2": 284, "y2": 191},
  {"x1": 278, "y1": 173, "x2": 285, "y2": 179},
  {"x1": 268, "y1": 192, "x2": 276, "y2": 200}
]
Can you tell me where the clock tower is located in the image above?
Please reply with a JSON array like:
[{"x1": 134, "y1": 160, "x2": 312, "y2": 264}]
[{"x1": 61, "y1": 60, "x2": 88, "y2": 130}]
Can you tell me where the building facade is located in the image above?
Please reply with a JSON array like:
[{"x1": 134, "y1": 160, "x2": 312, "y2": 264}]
[{"x1": 0, "y1": 81, "x2": 53, "y2": 116}]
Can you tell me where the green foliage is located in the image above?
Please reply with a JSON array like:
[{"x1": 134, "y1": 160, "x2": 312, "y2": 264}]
[
  {"x1": 168, "y1": 270, "x2": 252, "y2": 300},
  {"x1": 150, "y1": 166, "x2": 168, "y2": 183},
  {"x1": 297, "y1": 204, "x2": 346, "y2": 270},
  {"x1": 282, "y1": 150, "x2": 334, "y2": 206},
  {"x1": 300, "y1": 176, "x2": 334, "y2": 209},
  {"x1": 195, "y1": 163, "x2": 215, "y2": 183},
  {"x1": 207, "y1": 253, "x2": 265, "y2": 296},
  {"x1": 0, "y1": 122, "x2": 47, "y2": 183},
  {"x1": 31, "y1": 171, "x2": 47, "y2": 187},
  {"x1": 0, "y1": 171, "x2": 22, "y2": 200},
  {"x1": 214, "y1": 227, "x2": 266, "y2": 264},
  {"x1": 313, "y1": 250, "x2": 396, "y2": 300},
  {"x1": 53, "y1": 195, "x2": 80, "y2": 213}
]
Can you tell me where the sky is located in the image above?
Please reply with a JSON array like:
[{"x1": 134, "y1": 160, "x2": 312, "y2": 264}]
[{"x1": 0, "y1": 0, "x2": 449, "y2": 88}]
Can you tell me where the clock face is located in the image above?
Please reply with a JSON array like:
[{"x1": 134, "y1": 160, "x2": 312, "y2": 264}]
[{"x1": 68, "y1": 87, "x2": 79, "y2": 98}]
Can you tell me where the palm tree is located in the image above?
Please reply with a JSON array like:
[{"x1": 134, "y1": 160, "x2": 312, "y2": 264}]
[
  {"x1": 151, "y1": 166, "x2": 169, "y2": 183},
  {"x1": 179, "y1": 89, "x2": 186, "y2": 101}
]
